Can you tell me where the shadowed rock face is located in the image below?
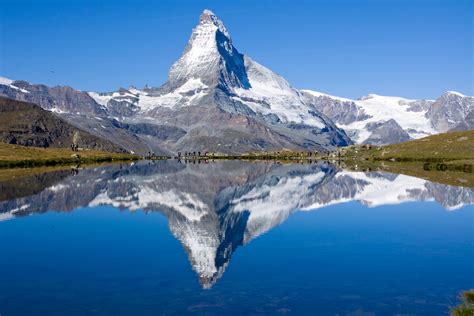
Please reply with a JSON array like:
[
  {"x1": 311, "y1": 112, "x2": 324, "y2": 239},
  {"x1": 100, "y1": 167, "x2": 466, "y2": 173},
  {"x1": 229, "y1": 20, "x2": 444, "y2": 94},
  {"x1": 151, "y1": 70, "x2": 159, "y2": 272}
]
[
  {"x1": 362, "y1": 119, "x2": 411, "y2": 145},
  {"x1": 427, "y1": 92, "x2": 474, "y2": 132},
  {"x1": 1, "y1": 160, "x2": 472, "y2": 287},
  {"x1": 450, "y1": 110, "x2": 474, "y2": 131},
  {"x1": 0, "y1": 97, "x2": 126, "y2": 152},
  {"x1": 0, "y1": 81, "x2": 106, "y2": 115}
]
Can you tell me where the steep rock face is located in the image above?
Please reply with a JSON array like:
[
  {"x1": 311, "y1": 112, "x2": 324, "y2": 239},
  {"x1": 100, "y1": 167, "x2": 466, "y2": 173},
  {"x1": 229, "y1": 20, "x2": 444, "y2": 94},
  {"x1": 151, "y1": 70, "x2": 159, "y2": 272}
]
[
  {"x1": 302, "y1": 91, "x2": 371, "y2": 125},
  {"x1": 0, "y1": 97, "x2": 126, "y2": 152},
  {"x1": 427, "y1": 92, "x2": 474, "y2": 132},
  {"x1": 0, "y1": 78, "x2": 105, "y2": 115},
  {"x1": 362, "y1": 119, "x2": 411, "y2": 145},
  {"x1": 450, "y1": 110, "x2": 474, "y2": 131},
  {"x1": 165, "y1": 10, "x2": 250, "y2": 91}
]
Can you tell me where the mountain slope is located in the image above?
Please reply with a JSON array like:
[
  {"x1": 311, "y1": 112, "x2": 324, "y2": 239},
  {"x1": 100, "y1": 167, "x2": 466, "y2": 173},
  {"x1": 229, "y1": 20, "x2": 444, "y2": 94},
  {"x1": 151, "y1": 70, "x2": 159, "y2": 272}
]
[
  {"x1": 341, "y1": 130, "x2": 474, "y2": 162},
  {"x1": 302, "y1": 90, "x2": 473, "y2": 145},
  {"x1": 0, "y1": 79, "x2": 156, "y2": 155},
  {"x1": 86, "y1": 9, "x2": 352, "y2": 153},
  {"x1": 0, "y1": 97, "x2": 127, "y2": 152}
]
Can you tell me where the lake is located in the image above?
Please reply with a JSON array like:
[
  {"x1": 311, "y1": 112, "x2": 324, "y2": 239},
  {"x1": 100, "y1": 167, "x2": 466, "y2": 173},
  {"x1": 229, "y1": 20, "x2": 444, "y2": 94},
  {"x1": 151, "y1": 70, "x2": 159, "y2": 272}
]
[{"x1": 0, "y1": 160, "x2": 473, "y2": 315}]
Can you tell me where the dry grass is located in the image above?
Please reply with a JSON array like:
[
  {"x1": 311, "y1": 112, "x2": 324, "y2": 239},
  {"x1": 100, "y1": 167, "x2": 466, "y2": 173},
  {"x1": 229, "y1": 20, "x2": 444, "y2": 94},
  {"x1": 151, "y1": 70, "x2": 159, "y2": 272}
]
[
  {"x1": 0, "y1": 143, "x2": 139, "y2": 168},
  {"x1": 341, "y1": 130, "x2": 474, "y2": 163},
  {"x1": 379, "y1": 130, "x2": 474, "y2": 161}
]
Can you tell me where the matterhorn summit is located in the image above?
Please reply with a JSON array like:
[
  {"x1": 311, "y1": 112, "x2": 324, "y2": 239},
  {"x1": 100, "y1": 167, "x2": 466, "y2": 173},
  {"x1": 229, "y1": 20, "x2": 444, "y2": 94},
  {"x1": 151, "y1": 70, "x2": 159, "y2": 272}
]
[
  {"x1": 130, "y1": 9, "x2": 351, "y2": 153},
  {"x1": 166, "y1": 9, "x2": 250, "y2": 91}
]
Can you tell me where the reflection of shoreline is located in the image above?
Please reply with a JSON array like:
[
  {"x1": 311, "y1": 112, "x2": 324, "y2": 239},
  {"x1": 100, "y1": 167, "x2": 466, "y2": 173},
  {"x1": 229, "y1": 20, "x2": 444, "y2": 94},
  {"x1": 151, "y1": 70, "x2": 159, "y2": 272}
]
[
  {"x1": 340, "y1": 160, "x2": 474, "y2": 188},
  {"x1": 0, "y1": 166, "x2": 75, "y2": 202},
  {"x1": 0, "y1": 160, "x2": 473, "y2": 287}
]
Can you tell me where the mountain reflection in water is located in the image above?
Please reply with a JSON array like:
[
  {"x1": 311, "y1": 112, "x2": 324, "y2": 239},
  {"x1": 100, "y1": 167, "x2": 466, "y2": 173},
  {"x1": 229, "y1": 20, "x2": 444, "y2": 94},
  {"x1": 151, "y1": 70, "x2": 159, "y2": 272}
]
[{"x1": 0, "y1": 160, "x2": 473, "y2": 288}]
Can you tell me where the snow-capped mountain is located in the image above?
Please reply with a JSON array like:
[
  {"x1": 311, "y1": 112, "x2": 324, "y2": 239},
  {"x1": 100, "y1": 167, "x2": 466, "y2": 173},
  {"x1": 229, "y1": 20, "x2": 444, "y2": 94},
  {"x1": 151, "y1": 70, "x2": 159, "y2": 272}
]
[
  {"x1": 1, "y1": 161, "x2": 472, "y2": 287},
  {"x1": 0, "y1": 10, "x2": 351, "y2": 154},
  {"x1": 89, "y1": 10, "x2": 341, "y2": 130},
  {"x1": 0, "y1": 9, "x2": 472, "y2": 150},
  {"x1": 302, "y1": 90, "x2": 473, "y2": 145},
  {"x1": 88, "y1": 9, "x2": 352, "y2": 153}
]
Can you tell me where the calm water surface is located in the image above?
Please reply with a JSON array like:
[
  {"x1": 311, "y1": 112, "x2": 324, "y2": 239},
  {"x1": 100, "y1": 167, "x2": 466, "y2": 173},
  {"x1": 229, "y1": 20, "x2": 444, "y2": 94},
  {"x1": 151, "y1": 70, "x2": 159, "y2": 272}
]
[{"x1": 0, "y1": 160, "x2": 473, "y2": 315}]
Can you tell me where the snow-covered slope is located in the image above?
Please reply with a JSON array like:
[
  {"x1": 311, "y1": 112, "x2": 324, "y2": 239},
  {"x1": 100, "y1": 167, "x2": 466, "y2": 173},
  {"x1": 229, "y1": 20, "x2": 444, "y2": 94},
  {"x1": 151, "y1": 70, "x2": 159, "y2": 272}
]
[
  {"x1": 344, "y1": 94, "x2": 435, "y2": 142},
  {"x1": 0, "y1": 77, "x2": 29, "y2": 93},
  {"x1": 85, "y1": 10, "x2": 334, "y2": 129},
  {"x1": 302, "y1": 90, "x2": 473, "y2": 145}
]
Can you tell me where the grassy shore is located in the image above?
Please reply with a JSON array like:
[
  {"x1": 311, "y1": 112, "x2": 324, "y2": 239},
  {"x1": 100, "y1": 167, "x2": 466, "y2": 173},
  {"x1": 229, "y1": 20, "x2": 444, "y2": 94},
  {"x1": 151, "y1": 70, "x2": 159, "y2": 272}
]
[
  {"x1": 338, "y1": 130, "x2": 474, "y2": 163},
  {"x1": 451, "y1": 290, "x2": 474, "y2": 316},
  {"x1": 0, "y1": 143, "x2": 140, "y2": 168}
]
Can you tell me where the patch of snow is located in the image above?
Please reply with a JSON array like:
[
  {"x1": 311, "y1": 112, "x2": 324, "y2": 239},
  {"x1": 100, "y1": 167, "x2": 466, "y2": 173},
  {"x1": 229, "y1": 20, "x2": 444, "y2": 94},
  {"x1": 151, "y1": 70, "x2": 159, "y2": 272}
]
[
  {"x1": 445, "y1": 91, "x2": 466, "y2": 97},
  {"x1": 301, "y1": 89, "x2": 353, "y2": 102},
  {"x1": 233, "y1": 58, "x2": 325, "y2": 129},
  {"x1": 0, "y1": 76, "x2": 14, "y2": 85},
  {"x1": 88, "y1": 92, "x2": 113, "y2": 107},
  {"x1": 0, "y1": 76, "x2": 30, "y2": 93},
  {"x1": 0, "y1": 212, "x2": 14, "y2": 222},
  {"x1": 50, "y1": 107, "x2": 66, "y2": 114},
  {"x1": 49, "y1": 184, "x2": 69, "y2": 192},
  {"x1": 8, "y1": 204, "x2": 30, "y2": 213},
  {"x1": 138, "y1": 78, "x2": 208, "y2": 111}
]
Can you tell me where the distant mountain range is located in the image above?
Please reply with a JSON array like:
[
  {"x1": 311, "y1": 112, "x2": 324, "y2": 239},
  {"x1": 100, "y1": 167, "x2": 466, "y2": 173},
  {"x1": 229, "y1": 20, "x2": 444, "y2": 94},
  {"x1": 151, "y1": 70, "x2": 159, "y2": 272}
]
[
  {"x1": 0, "y1": 9, "x2": 472, "y2": 153},
  {"x1": 1, "y1": 161, "x2": 472, "y2": 287},
  {"x1": 302, "y1": 90, "x2": 473, "y2": 144}
]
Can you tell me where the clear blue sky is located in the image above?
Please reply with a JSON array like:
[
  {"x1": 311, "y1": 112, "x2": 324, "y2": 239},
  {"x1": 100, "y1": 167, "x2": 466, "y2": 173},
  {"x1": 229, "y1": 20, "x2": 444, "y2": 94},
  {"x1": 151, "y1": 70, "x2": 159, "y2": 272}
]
[{"x1": 0, "y1": 0, "x2": 472, "y2": 99}]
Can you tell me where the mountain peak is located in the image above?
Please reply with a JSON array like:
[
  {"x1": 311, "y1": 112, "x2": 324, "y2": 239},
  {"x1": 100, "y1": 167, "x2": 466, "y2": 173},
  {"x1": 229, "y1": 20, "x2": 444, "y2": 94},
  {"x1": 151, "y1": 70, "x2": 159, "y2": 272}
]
[
  {"x1": 444, "y1": 91, "x2": 466, "y2": 98},
  {"x1": 165, "y1": 9, "x2": 249, "y2": 91},
  {"x1": 199, "y1": 9, "x2": 217, "y2": 22},
  {"x1": 198, "y1": 9, "x2": 230, "y2": 39}
]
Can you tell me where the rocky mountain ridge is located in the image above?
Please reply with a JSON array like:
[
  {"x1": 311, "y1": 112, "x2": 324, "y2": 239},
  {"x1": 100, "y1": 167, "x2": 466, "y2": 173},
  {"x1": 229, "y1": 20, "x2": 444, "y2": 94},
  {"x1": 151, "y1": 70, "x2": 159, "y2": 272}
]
[
  {"x1": 301, "y1": 90, "x2": 473, "y2": 145},
  {"x1": 0, "y1": 10, "x2": 472, "y2": 150},
  {"x1": 0, "y1": 97, "x2": 126, "y2": 152}
]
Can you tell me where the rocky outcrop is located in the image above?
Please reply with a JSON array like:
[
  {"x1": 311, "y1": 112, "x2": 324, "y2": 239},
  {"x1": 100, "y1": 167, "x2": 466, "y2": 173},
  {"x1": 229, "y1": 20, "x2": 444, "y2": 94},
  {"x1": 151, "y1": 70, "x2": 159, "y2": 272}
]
[
  {"x1": 427, "y1": 92, "x2": 474, "y2": 132},
  {"x1": 450, "y1": 110, "x2": 474, "y2": 131},
  {"x1": 362, "y1": 119, "x2": 411, "y2": 145},
  {"x1": 0, "y1": 97, "x2": 126, "y2": 152}
]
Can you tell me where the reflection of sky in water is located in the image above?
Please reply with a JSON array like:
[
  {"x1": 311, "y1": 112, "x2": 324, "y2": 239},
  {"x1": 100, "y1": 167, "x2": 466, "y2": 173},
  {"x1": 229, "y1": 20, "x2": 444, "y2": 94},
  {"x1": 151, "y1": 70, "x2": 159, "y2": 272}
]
[{"x1": 0, "y1": 161, "x2": 473, "y2": 315}]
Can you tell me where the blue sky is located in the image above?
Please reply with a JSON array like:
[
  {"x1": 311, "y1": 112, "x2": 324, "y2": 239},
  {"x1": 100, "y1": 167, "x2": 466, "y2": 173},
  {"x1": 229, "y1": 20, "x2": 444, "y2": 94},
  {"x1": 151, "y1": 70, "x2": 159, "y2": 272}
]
[{"x1": 0, "y1": 0, "x2": 472, "y2": 99}]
